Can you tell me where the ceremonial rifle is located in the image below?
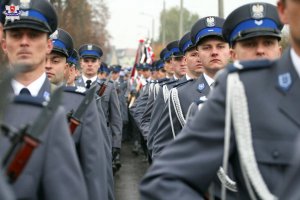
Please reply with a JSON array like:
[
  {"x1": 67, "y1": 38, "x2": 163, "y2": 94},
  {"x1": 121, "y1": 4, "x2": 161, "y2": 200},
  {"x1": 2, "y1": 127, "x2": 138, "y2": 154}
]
[
  {"x1": 98, "y1": 71, "x2": 112, "y2": 97},
  {"x1": 69, "y1": 86, "x2": 96, "y2": 134}
]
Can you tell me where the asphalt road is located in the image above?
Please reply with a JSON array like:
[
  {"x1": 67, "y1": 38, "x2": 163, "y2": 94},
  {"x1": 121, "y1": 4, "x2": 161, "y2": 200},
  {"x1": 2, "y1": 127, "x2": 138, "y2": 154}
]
[{"x1": 114, "y1": 142, "x2": 149, "y2": 200}]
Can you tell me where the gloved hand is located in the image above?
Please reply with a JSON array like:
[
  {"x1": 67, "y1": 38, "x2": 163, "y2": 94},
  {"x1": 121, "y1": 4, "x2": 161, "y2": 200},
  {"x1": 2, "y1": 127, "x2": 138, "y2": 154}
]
[
  {"x1": 112, "y1": 147, "x2": 121, "y2": 161},
  {"x1": 112, "y1": 148, "x2": 121, "y2": 174}
]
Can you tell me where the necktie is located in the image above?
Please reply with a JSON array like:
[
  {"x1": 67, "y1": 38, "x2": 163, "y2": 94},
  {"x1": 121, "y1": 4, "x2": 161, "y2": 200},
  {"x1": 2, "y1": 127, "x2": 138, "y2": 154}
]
[
  {"x1": 19, "y1": 88, "x2": 31, "y2": 96},
  {"x1": 86, "y1": 80, "x2": 92, "y2": 89}
]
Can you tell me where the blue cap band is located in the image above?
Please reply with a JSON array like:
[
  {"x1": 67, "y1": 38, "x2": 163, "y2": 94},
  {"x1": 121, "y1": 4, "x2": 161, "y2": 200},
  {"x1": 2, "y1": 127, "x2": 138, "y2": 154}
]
[
  {"x1": 229, "y1": 19, "x2": 278, "y2": 42},
  {"x1": 196, "y1": 27, "x2": 223, "y2": 43},
  {"x1": 157, "y1": 62, "x2": 164, "y2": 69},
  {"x1": 170, "y1": 47, "x2": 180, "y2": 55},
  {"x1": 52, "y1": 39, "x2": 67, "y2": 51},
  {"x1": 80, "y1": 50, "x2": 101, "y2": 58},
  {"x1": 164, "y1": 51, "x2": 172, "y2": 60},
  {"x1": 24, "y1": 9, "x2": 48, "y2": 23},
  {"x1": 67, "y1": 56, "x2": 77, "y2": 64},
  {"x1": 0, "y1": 7, "x2": 3, "y2": 21},
  {"x1": 182, "y1": 40, "x2": 193, "y2": 52}
]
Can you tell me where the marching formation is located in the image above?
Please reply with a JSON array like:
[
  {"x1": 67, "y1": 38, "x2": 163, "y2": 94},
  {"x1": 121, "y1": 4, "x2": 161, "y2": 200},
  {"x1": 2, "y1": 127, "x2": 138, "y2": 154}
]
[{"x1": 0, "y1": 0, "x2": 300, "y2": 200}]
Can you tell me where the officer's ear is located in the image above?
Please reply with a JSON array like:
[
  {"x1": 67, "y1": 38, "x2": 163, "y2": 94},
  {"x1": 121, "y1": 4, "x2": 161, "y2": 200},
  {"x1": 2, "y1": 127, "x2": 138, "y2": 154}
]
[
  {"x1": 46, "y1": 37, "x2": 53, "y2": 54},
  {"x1": 1, "y1": 32, "x2": 7, "y2": 54},
  {"x1": 230, "y1": 48, "x2": 238, "y2": 61},
  {"x1": 277, "y1": 0, "x2": 288, "y2": 24},
  {"x1": 0, "y1": 24, "x2": 3, "y2": 41}
]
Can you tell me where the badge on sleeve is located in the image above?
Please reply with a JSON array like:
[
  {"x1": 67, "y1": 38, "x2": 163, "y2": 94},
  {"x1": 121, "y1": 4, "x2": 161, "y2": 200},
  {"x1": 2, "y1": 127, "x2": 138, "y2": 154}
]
[
  {"x1": 278, "y1": 72, "x2": 292, "y2": 91},
  {"x1": 43, "y1": 91, "x2": 50, "y2": 101}
]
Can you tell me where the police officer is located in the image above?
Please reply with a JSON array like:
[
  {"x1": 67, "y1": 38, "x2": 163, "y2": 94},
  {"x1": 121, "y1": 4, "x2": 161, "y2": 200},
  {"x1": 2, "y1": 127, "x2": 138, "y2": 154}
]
[
  {"x1": 166, "y1": 40, "x2": 187, "y2": 80},
  {"x1": 155, "y1": 59, "x2": 167, "y2": 79},
  {"x1": 139, "y1": 60, "x2": 168, "y2": 140},
  {"x1": 152, "y1": 21, "x2": 230, "y2": 160},
  {"x1": 76, "y1": 44, "x2": 118, "y2": 200},
  {"x1": 76, "y1": 44, "x2": 122, "y2": 155},
  {"x1": 0, "y1": 0, "x2": 88, "y2": 199},
  {"x1": 146, "y1": 48, "x2": 179, "y2": 159},
  {"x1": 45, "y1": 28, "x2": 109, "y2": 200},
  {"x1": 140, "y1": 2, "x2": 290, "y2": 200},
  {"x1": 160, "y1": 48, "x2": 174, "y2": 79},
  {"x1": 45, "y1": 28, "x2": 74, "y2": 85},
  {"x1": 76, "y1": 44, "x2": 103, "y2": 88},
  {"x1": 98, "y1": 62, "x2": 110, "y2": 80},
  {"x1": 110, "y1": 64, "x2": 127, "y2": 172},
  {"x1": 66, "y1": 49, "x2": 80, "y2": 86}
]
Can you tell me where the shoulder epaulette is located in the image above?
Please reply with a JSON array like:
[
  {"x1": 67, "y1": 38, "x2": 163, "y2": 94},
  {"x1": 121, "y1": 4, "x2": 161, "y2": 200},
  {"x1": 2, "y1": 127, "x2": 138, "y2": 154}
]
[
  {"x1": 194, "y1": 96, "x2": 208, "y2": 106},
  {"x1": 162, "y1": 79, "x2": 178, "y2": 86},
  {"x1": 63, "y1": 86, "x2": 86, "y2": 96},
  {"x1": 96, "y1": 79, "x2": 102, "y2": 84},
  {"x1": 97, "y1": 79, "x2": 113, "y2": 85},
  {"x1": 228, "y1": 59, "x2": 274, "y2": 73},
  {"x1": 14, "y1": 95, "x2": 46, "y2": 107},
  {"x1": 173, "y1": 78, "x2": 193, "y2": 88},
  {"x1": 157, "y1": 77, "x2": 169, "y2": 84}
]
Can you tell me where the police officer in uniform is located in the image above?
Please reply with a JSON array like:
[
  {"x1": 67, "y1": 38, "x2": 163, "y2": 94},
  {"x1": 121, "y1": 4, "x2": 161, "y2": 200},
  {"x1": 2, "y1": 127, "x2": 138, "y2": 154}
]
[
  {"x1": 110, "y1": 64, "x2": 127, "y2": 172},
  {"x1": 76, "y1": 44, "x2": 122, "y2": 155},
  {"x1": 152, "y1": 21, "x2": 230, "y2": 160},
  {"x1": 66, "y1": 49, "x2": 80, "y2": 86},
  {"x1": 75, "y1": 44, "x2": 118, "y2": 200},
  {"x1": 139, "y1": 61, "x2": 169, "y2": 163},
  {"x1": 146, "y1": 48, "x2": 178, "y2": 159},
  {"x1": 45, "y1": 28, "x2": 109, "y2": 200},
  {"x1": 140, "y1": 2, "x2": 292, "y2": 200},
  {"x1": 98, "y1": 62, "x2": 110, "y2": 80},
  {"x1": 160, "y1": 48, "x2": 174, "y2": 79},
  {"x1": 0, "y1": 0, "x2": 88, "y2": 199}
]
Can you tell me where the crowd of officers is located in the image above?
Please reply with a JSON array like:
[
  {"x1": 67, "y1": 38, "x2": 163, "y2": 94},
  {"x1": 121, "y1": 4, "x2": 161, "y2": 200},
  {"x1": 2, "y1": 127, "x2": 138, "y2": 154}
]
[
  {"x1": 138, "y1": 0, "x2": 300, "y2": 200},
  {"x1": 1, "y1": 0, "x2": 300, "y2": 200}
]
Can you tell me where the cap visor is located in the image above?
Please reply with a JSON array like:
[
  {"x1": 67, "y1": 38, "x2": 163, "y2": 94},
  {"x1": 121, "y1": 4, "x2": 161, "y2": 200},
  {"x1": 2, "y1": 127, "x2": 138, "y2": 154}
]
[
  {"x1": 236, "y1": 31, "x2": 281, "y2": 42},
  {"x1": 81, "y1": 55, "x2": 100, "y2": 59},
  {"x1": 51, "y1": 48, "x2": 69, "y2": 57},
  {"x1": 197, "y1": 33, "x2": 224, "y2": 44},
  {"x1": 4, "y1": 20, "x2": 50, "y2": 33}
]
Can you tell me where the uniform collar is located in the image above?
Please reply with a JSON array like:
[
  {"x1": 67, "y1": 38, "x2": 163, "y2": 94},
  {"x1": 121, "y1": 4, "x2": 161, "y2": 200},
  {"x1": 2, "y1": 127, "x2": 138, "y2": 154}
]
[
  {"x1": 203, "y1": 73, "x2": 215, "y2": 88},
  {"x1": 173, "y1": 74, "x2": 180, "y2": 80},
  {"x1": 185, "y1": 74, "x2": 192, "y2": 80},
  {"x1": 12, "y1": 73, "x2": 46, "y2": 96},
  {"x1": 290, "y1": 48, "x2": 300, "y2": 78},
  {"x1": 82, "y1": 74, "x2": 97, "y2": 84}
]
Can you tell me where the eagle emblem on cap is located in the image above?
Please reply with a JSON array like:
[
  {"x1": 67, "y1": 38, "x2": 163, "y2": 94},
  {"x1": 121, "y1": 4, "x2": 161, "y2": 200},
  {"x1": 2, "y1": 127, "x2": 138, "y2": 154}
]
[
  {"x1": 20, "y1": 0, "x2": 31, "y2": 9},
  {"x1": 50, "y1": 30, "x2": 58, "y2": 40},
  {"x1": 87, "y1": 45, "x2": 93, "y2": 50},
  {"x1": 251, "y1": 4, "x2": 264, "y2": 19},
  {"x1": 206, "y1": 17, "x2": 215, "y2": 27}
]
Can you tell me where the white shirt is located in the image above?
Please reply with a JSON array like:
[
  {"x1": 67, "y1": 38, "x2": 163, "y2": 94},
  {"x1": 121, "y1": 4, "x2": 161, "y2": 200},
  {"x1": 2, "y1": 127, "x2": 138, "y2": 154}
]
[
  {"x1": 185, "y1": 74, "x2": 192, "y2": 81},
  {"x1": 82, "y1": 75, "x2": 97, "y2": 87},
  {"x1": 12, "y1": 73, "x2": 47, "y2": 96},
  {"x1": 290, "y1": 48, "x2": 300, "y2": 78},
  {"x1": 203, "y1": 73, "x2": 215, "y2": 89}
]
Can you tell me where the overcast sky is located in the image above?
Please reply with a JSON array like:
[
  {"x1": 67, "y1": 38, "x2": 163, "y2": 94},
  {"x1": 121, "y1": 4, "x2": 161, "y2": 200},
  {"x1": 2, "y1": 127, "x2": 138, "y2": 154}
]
[{"x1": 106, "y1": 0, "x2": 278, "y2": 49}]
